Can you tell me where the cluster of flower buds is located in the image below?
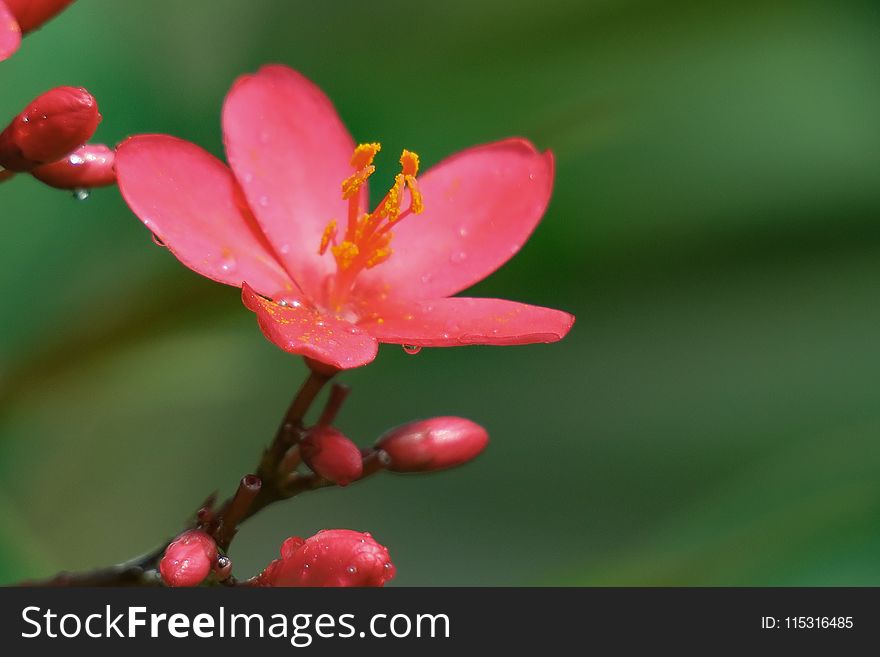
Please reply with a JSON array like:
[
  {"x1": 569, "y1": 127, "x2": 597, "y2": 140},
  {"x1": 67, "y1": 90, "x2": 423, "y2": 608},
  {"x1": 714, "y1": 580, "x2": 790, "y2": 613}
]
[
  {"x1": 0, "y1": 0, "x2": 74, "y2": 61},
  {"x1": 253, "y1": 530, "x2": 395, "y2": 587},
  {"x1": 0, "y1": 85, "x2": 116, "y2": 189}
]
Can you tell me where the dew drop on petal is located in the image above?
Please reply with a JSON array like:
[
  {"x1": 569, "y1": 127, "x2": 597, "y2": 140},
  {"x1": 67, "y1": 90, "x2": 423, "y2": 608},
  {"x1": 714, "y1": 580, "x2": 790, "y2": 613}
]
[
  {"x1": 258, "y1": 195, "x2": 269, "y2": 207},
  {"x1": 151, "y1": 234, "x2": 166, "y2": 248},
  {"x1": 71, "y1": 188, "x2": 90, "y2": 201},
  {"x1": 219, "y1": 254, "x2": 237, "y2": 274},
  {"x1": 458, "y1": 226, "x2": 469, "y2": 238},
  {"x1": 68, "y1": 153, "x2": 85, "y2": 166},
  {"x1": 450, "y1": 251, "x2": 467, "y2": 264},
  {"x1": 402, "y1": 344, "x2": 422, "y2": 355},
  {"x1": 346, "y1": 566, "x2": 358, "y2": 575},
  {"x1": 420, "y1": 272, "x2": 433, "y2": 284}
]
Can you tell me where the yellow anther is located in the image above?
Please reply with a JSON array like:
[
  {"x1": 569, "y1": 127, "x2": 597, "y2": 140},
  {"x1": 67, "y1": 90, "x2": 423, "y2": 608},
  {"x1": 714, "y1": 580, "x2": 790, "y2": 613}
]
[
  {"x1": 351, "y1": 142, "x2": 381, "y2": 169},
  {"x1": 341, "y1": 166, "x2": 374, "y2": 200},
  {"x1": 404, "y1": 175, "x2": 423, "y2": 214},
  {"x1": 400, "y1": 149, "x2": 419, "y2": 177},
  {"x1": 382, "y1": 174, "x2": 405, "y2": 223},
  {"x1": 366, "y1": 247, "x2": 393, "y2": 269},
  {"x1": 319, "y1": 219, "x2": 337, "y2": 255},
  {"x1": 331, "y1": 241, "x2": 360, "y2": 270}
]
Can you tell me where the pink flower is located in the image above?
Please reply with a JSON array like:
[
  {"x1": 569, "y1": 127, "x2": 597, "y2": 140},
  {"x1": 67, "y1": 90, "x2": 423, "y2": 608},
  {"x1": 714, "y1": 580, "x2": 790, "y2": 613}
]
[
  {"x1": 0, "y1": 0, "x2": 75, "y2": 61},
  {"x1": 159, "y1": 529, "x2": 218, "y2": 588},
  {"x1": 116, "y1": 65, "x2": 574, "y2": 369},
  {"x1": 255, "y1": 530, "x2": 395, "y2": 587},
  {"x1": 375, "y1": 416, "x2": 489, "y2": 473}
]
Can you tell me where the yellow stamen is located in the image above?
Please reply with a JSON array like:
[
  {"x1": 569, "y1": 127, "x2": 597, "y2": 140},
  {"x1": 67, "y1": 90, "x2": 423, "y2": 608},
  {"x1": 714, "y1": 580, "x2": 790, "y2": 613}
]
[
  {"x1": 319, "y1": 219, "x2": 337, "y2": 255},
  {"x1": 331, "y1": 241, "x2": 359, "y2": 269},
  {"x1": 319, "y1": 143, "x2": 427, "y2": 308}
]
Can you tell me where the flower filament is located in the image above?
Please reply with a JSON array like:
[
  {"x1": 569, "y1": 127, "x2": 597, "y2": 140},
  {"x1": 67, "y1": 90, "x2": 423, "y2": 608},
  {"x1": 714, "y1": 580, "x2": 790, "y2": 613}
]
[{"x1": 319, "y1": 142, "x2": 424, "y2": 310}]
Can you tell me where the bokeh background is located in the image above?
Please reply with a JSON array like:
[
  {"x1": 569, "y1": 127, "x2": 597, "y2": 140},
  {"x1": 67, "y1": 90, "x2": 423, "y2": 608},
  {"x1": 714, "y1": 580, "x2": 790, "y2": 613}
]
[{"x1": 2, "y1": 0, "x2": 880, "y2": 585}]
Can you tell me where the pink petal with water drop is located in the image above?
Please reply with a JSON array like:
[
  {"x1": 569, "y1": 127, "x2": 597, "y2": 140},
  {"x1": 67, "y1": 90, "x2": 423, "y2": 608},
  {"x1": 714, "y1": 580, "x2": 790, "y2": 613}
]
[
  {"x1": 354, "y1": 139, "x2": 554, "y2": 302},
  {"x1": 242, "y1": 283, "x2": 378, "y2": 369},
  {"x1": 363, "y1": 296, "x2": 574, "y2": 347},
  {"x1": 222, "y1": 65, "x2": 361, "y2": 300},
  {"x1": 116, "y1": 134, "x2": 294, "y2": 297}
]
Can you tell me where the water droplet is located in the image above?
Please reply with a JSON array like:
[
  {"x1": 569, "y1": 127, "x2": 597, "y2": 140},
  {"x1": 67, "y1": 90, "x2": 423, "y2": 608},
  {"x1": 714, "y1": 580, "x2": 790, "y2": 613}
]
[
  {"x1": 68, "y1": 153, "x2": 85, "y2": 166},
  {"x1": 303, "y1": 563, "x2": 310, "y2": 569},
  {"x1": 420, "y1": 272, "x2": 433, "y2": 284},
  {"x1": 219, "y1": 254, "x2": 237, "y2": 274},
  {"x1": 72, "y1": 188, "x2": 90, "y2": 201},
  {"x1": 280, "y1": 243, "x2": 291, "y2": 254},
  {"x1": 242, "y1": 172, "x2": 254, "y2": 183},
  {"x1": 402, "y1": 344, "x2": 422, "y2": 355},
  {"x1": 258, "y1": 195, "x2": 269, "y2": 207},
  {"x1": 458, "y1": 226, "x2": 469, "y2": 238},
  {"x1": 346, "y1": 566, "x2": 358, "y2": 575},
  {"x1": 151, "y1": 234, "x2": 166, "y2": 247},
  {"x1": 384, "y1": 562, "x2": 393, "y2": 570},
  {"x1": 450, "y1": 251, "x2": 467, "y2": 264},
  {"x1": 528, "y1": 173, "x2": 536, "y2": 181}
]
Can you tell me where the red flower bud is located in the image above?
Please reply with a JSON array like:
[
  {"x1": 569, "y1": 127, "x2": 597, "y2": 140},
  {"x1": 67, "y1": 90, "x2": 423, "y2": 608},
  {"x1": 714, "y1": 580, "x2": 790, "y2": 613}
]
[
  {"x1": 0, "y1": 86, "x2": 100, "y2": 171},
  {"x1": 159, "y1": 529, "x2": 218, "y2": 588},
  {"x1": 0, "y1": 3, "x2": 22, "y2": 61},
  {"x1": 256, "y1": 530, "x2": 395, "y2": 587},
  {"x1": 30, "y1": 143, "x2": 115, "y2": 189},
  {"x1": 300, "y1": 426, "x2": 363, "y2": 486},
  {"x1": 375, "y1": 416, "x2": 488, "y2": 472},
  {"x1": 3, "y1": 0, "x2": 75, "y2": 34}
]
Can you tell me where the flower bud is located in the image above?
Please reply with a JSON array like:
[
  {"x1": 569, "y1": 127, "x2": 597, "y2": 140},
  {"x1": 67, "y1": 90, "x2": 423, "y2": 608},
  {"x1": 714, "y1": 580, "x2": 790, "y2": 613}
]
[
  {"x1": 300, "y1": 426, "x2": 363, "y2": 486},
  {"x1": 256, "y1": 530, "x2": 395, "y2": 587},
  {"x1": 0, "y1": 86, "x2": 100, "y2": 171},
  {"x1": 159, "y1": 529, "x2": 218, "y2": 587},
  {"x1": 0, "y1": 3, "x2": 22, "y2": 61},
  {"x1": 30, "y1": 143, "x2": 115, "y2": 189},
  {"x1": 375, "y1": 416, "x2": 488, "y2": 472},
  {"x1": 3, "y1": 0, "x2": 75, "y2": 34}
]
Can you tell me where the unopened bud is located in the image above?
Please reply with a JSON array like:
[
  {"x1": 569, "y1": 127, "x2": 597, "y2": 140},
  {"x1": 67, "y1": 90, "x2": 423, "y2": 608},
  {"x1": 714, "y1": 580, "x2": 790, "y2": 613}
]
[
  {"x1": 300, "y1": 426, "x2": 363, "y2": 486},
  {"x1": 375, "y1": 416, "x2": 488, "y2": 472},
  {"x1": 4, "y1": 0, "x2": 75, "y2": 34},
  {"x1": 159, "y1": 529, "x2": 218, "y2": 587},
  {"x1": 256, "y1": 530, "x2": 395, "y2": 587},
  {"x1": 30, "y1": 143, "x2": 115, "y2": 189},
  {"x1": 0, "y1": 3, "x2": 22, "y2": 61},
  {"x1": 0, "y1": 86, "x2": 100, "y2": 171}
]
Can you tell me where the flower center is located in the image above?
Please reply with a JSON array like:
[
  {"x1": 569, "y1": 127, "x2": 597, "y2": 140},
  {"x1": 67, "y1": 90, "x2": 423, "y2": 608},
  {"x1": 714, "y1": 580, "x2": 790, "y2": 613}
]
[{"x1": 318, "y1": 143, "x2": 424, "y2": 310}]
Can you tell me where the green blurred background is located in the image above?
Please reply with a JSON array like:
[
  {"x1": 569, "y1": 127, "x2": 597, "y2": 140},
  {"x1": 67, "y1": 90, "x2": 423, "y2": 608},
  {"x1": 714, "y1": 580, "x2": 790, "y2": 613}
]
[{"x1": 1, "y1": 0, "x2": 879, "y2": 585}]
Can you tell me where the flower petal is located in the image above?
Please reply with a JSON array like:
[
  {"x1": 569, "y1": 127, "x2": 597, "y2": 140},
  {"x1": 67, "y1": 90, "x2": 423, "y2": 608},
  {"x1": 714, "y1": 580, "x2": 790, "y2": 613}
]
[
  {"x1": 116, "y1": 134, "x2": 295, "y2": 297},
  {"x1": 354, "y1": 139, "x2": 554, "y2": 302},
  {"x1": 0, "y1": 2, "x2": 22, "y2": 61},
  {"x1": 223, "y1": 65, "x2": 359, "y2": 299},
  {"x1": 242, "y1": 283, "x2": 378, "y2": 369},
  {"x1": 363, "y1": 297, "x2": 574, "y2": 347}
]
